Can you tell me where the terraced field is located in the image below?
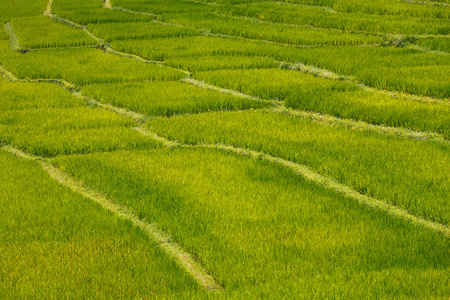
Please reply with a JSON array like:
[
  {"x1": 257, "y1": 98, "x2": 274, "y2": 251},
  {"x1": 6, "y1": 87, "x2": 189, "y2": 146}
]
[{"x1": 1, "y1": 0, "x2": 449, "y2": 298}]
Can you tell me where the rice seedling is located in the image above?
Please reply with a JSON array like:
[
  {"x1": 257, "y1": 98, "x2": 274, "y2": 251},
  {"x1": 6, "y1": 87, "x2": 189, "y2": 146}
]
[
  {"x1": 87, "y1": 21, "x2": 200, "y2": 42},
  {"x1": 0, "y1": 42, "x2": 186, "y2": 85},
  {"x1": 11, "y1": 16, "x2": 96, "y2": 49},
  {"x1": 146, "y1": 111, "x2": 450, "y2": 225},
  {"x1": 0, "y1": 150, "x2": 203, "y2": 298},
  {"x1": 194, "y1": 68, "x2": 450, "y2": 136},
  {"x1": 158, "y1": 12, "x2": 384, "y2": 46},
  {"x1": 55, "y1": 147, "x2": 450, "y2": 299},
  {"x1": 81, "y1": 81, "x2": 270, "y2": 117}
]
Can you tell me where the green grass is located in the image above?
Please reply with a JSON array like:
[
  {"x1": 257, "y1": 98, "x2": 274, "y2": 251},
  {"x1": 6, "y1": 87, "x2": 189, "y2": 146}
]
[
  {"x1": 55, "y1": 147, "x2": 450, "y2": 299},
  {"x1": 87, "y1": 21, "x2": 201, "y2": 42},
  {"x1": 0, "y1": 149, "x2": 203, "y2": 298},
  {"x1": 158, "y1": 12, "x2": 384, "y2": 46},
  {"x1": 11, "y1": 16, "x2": 97, "y2": 49},
  {"x1": 147, "y1": 110, "x2": 450, "y2": 225},
  {"x1": 0, "y1": 41, "x2": 186, "y2": 85},
  {"x1": 194, "y1": 68, "x2": 450, "y2": 136},
  {"x1": 82, "y1": 81, "x2": 270, "y2": 117}
]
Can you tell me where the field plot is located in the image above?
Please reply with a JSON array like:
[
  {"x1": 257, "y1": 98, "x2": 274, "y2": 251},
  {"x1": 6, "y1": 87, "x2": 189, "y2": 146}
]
[
  {"x1": 82, "y1": 81, "x2": 270, "y2": 117},
  {"x1": 11, "y1": 16, "x2": 96, "y2": 49},
  {"x1": 1, "y1": 0, "x2": 450, "y2": 298}
]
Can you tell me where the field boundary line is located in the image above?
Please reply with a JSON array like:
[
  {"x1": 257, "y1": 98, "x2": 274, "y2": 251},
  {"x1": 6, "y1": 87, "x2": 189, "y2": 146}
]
[
  {"x1": 44, "y1": 0, "x2": 53, "y2": 16},
  {"x1": 0, "y1": 145, "x2": 223, "y2": 292},
  {"x1": 49, "y1": 15, "x2": 103, "y2": 45},
  {"x1": 0, "y1": 65, "x2": 19, "y2": 81},
  {"x1": 103, "y1": 0, "x2": 112, "y2": 9},
  {"x1": 282, "y1": 62, "x2": 450, "y2": 105},
  {"x1": 4, "y1": 22, "x2": 25, "y2": 53},
  {"x1": 271, "y1": 106, "x2": 448, "y2": 144},
  {"x1": 183, "y1": 79, "x2": 449, "y2": 144}
]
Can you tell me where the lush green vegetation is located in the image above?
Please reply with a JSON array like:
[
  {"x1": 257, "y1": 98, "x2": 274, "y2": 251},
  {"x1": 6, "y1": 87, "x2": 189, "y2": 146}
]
[
  {"x1": 55, "y1": 148, "x2": 450, "y2": 299},
  {"x1": 220, "y1": 2, "x2": 450, "y2": 35},
  {"x1": 11, "y1": 16, "x2": 96, "y2": 48},
  {"x1": 1, "y1": 0, "x2": 449, "y2": 297},
  {"x1": 87, "y1": 21, "x2": 201, "y2": 42},
  {"x1": 417, "y1": 36, "x2": 450, "y2": 53},
  {"x1": 0, "y1": 79, "x2": 158, "y2": 156},
  {"x1": 194, "y1": 68, "x2": 450, "y2": 136},
  {"x1": 82, "y1": 81, "x2": 270, "y2": 117},
  {"x1": 147, "y1": 110, "x2": 450, "y2": 225},
  {"x1": 0, "y1": 150, "x2": 202, "y2": 298},
  {"x1": 158, "y1": 12, "x2": 384, "y2": 46},
  {"x1": 0, "y1": 41, "x2": 185, "y2": 84}
]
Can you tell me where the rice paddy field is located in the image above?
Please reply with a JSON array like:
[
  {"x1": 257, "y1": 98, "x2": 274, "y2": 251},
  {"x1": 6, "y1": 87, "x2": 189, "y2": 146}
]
[{"x1": 1, "y1": 0, "x2": 449, "y2": 299}]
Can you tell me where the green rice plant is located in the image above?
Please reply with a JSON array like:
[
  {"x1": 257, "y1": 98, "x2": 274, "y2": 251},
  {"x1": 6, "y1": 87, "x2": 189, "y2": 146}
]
[
  {"x1": 111, "y1": 35, "x2": 277, "y2": 61},
  {"x1": 0, "y1": 0, "x2": 49, "y2": 21},
  {"x1": 165, "y1": 55, "x2": 280, "y2": 71},
  {"x1": 0, "y1": 107, "x2": 159, "y2": 156},
  {"x1": 158, "y1": 12, "x2": 384, "y2": 46},
  {"x1": 194, "y1": 68, "x2": 450, "y2": 136},
  {"x1": 110, "y1": 34, "x2": 449, "y2": 99},
  {"x1": 416, "y1": 36, "x2": 450, "y2": 52},
  {"x1": 56, "y1": 148, "x2": 450, "y2": 298},
  {"x1": 280, "y1": 0, "x2": 450, "y2": 19},
  {"x1": 87, "y1": 21, "x2": 200, "y2": 42},
  {"x1": 221, "y1": 2, "x2": 450, "y2": 35},
  {"x1": 11, "y1": 16, "x2": 97, "y2": 49},
  {"x1": 82, "y1": 81, "x2": 270, "y2": 117},
  {"x1": 147, "y1": 111, "x2": 450, "y2": 225},
  {"x1": 113, "y1": 0, "x2": 213, "y2": 14},
  {"x1": 0, "y1": 42, "x2": 186, "y2": 85},
  {"x1": 0, "y1": 150, "x2": 203, "y2": 298},
  {"x1": 268, "y1": 46, "x2": 450, "y2": 99},
  {"x1": 52, "y1": 0, "x2": 155, "y2": 25},
  {"x1": 0, "y1": 28, "x2": 9, "y2": 41},
  {"x1": 0, "y1": 80, "x2": 85, "y2": 110}
]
